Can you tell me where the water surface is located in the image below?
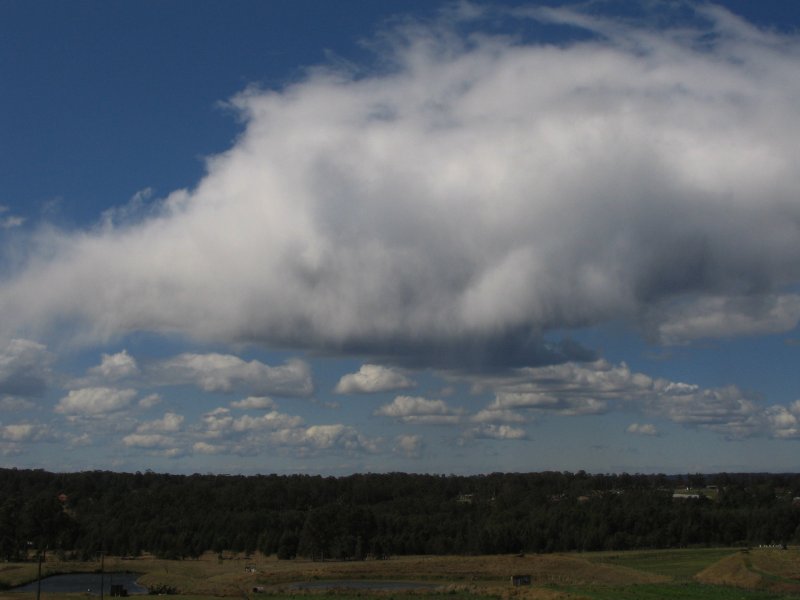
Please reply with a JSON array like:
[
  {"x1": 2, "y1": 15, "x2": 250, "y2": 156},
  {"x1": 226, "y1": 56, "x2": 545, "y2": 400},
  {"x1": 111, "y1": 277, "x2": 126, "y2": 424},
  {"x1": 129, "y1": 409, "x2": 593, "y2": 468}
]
[{"x1": 11, "y1": 573, "x2": 147, "y2": 595}]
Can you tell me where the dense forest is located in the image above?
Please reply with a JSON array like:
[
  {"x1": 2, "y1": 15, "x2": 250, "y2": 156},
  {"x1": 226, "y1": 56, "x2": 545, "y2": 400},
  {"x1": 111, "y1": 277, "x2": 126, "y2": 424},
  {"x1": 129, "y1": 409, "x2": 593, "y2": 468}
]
[{"x1": 2, "y1": 469, "x2": 800, "y2": 561}]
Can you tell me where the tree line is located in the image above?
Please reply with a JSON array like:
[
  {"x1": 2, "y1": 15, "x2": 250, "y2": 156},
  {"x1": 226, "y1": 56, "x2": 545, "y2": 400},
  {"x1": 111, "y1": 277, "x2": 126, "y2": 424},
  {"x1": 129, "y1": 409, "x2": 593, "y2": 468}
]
[{"x1": 2, "y1": 469, "x2": 800, "y2": 561}]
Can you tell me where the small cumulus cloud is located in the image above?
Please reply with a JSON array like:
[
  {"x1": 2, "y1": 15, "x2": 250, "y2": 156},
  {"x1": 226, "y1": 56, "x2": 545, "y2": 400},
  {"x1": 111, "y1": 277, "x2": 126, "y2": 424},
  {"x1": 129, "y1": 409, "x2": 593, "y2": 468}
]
[
  {"x1": 199, "y1": 406, "x2": 303, "y2": 437},
  {"x1": 334, "y1": 364, "x2": 415, "y2": 394},
  {"x1": 763, "y1": 402, "x2": 800, "y2": 439},
  {"x1": 150, "y1": 353, "x2": 313, "y2": 397},
  {"x1": 55, "y1": 387, "x2": 137, "y2": 415},
  {"x1": 135, "y1": 412, "x2": 184, "y2": 433},
  {"x1": 161, "y1": 447, "x2": 187, "y2": 459},
  {"x1": 138, "y1": 393, "x2": 161, "y2": 409},
  {"x1": 393, "y1": 434, "x2": 424, "y2": 458},
  {"x1": 0, "y1": 422, "x2": 52, "y2": 442},
  {"x1": 471, "y1": 408, "x2": 528, "y2": 424},
  {"x1": 468, "y1": 359, "x2": 799, "y2": 441},
  {"x1": 0, "y1": 216, "x2": 24, "y2": 229},
  {"x1": 0, "y1": 205, "x2": 24, "y2": 229},
  {"x1": 88, "y1": 350, "x2": 139, "y2": 381},
  {"x1": 465, "y1": 424, "x2": 527, "y2": 441},
  {"x1": 230, "y1": 396, "x2": 277, "y2": 410},
  {"x1": 231, "y1": 412, "x2": 304, "y2": 432},
  {"x1": 375, "y1": 395, "x2": 463, "y2": 424},
  {"x1": 627, "y1": 423, "x2": 659, "y2": 436},
  {"x1": 193, "y1": 441, "x2": 223, "y2": 455},
  {"x1": 269, "y1": 424, "x2": 379, "y2": 454},
  {"x1": 67, "y1": 433, "x2": 92, "y2": 447},
  {"x1": 490, "y1": 392, "x2": 608, "y2": 417}
]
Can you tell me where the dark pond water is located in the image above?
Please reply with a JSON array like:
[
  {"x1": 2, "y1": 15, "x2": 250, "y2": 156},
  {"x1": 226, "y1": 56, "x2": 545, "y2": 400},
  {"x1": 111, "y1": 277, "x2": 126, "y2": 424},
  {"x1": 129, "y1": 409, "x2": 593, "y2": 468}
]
[
  {"x1": 11, "y1": 573, "x2": 147, "y2": 595},
  {"x1": 289, "y1": 580, "x2": 441, "y2": 591}
]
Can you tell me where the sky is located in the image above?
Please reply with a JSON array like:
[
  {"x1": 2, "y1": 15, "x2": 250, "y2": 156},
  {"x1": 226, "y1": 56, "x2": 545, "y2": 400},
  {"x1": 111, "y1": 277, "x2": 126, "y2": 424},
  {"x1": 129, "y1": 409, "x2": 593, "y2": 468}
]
[{"x1": 2, "y1": 0, "x2": 800, "y2": 476}]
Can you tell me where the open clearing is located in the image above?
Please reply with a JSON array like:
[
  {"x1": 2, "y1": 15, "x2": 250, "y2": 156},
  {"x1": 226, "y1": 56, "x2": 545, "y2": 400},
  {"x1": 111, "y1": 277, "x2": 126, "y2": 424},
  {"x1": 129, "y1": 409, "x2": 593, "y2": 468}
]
[{"x1": 1, "y1": 548, "x2": 800, "y2": 600}]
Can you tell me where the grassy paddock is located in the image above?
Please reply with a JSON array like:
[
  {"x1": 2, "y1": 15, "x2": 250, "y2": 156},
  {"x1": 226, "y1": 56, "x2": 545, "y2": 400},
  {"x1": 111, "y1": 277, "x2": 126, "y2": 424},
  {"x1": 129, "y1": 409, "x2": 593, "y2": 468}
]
[
  {"x1": 585, "y1": 547, "x2": 740, "y2": 580},
  {"x1": 562, "y1": 582, "x2": 798, "y2": 600},
  {"x1": 2, "y1": 549, "x2": 800, "y2": 600}
]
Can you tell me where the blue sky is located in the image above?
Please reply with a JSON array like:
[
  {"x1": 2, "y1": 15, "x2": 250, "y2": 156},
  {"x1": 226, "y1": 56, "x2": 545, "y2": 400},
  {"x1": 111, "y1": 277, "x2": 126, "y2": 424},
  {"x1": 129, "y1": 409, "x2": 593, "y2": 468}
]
[{"x1": 2, "y1": 0, "x2": 800, "y2": 475}]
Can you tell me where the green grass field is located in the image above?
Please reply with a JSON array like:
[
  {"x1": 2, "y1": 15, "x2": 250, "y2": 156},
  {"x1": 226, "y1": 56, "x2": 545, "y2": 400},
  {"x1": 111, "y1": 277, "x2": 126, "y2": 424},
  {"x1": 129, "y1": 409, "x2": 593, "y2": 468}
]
[
  {"x1": 585, "y1": 547, "x2": 740, "y2": 580},
  {"x1": 562, "y1": 582, "x2": 799, "y2": 600}
]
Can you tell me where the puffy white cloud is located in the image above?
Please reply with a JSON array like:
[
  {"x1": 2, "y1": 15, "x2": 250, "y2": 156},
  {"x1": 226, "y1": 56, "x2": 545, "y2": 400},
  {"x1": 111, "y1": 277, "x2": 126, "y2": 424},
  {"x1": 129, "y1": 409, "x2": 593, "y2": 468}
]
[
  {"x1": 394, "y1": 434, "x2": 423, "y2": 458},
  {"x1": 230, "y1": 396, "x2": 277, "y2": 410},
  {"x1": 0, "y1": 422, "x2": 54, "y2": 443},
  {"x1": 135, "y1": 412, "x2": 184, "y2": 433},
  {"x1": 68, "y1": 433, "x2": 92, "y2": 447},
  {"x1": 138, "y1": 393, "x2": 161, "y2": 409},
  {"x1": 231, "y1": 411, "x2": 304, "y2": 432},
  {"x1": 161, "y1": 447, "x2": 187, "y2": 459},
  {"x1": 1, "y1": 423, "x2": 34, "y2": 441},
  {"x1": 55, "y1": 387, "x2": 136, "y2": 415},
  {"x1": 88, "y1": 350, "x2": 139, "y2": 380},
  {"x1": 200, "y1": 406, "x2": 303, "y2": 437},
  {"x1": 193, "y1": 441, "x2": 223, "y2": 455},
  {"x1": 0, "y1": 6, "x2": 798, "y2": 366},
  {"x1": 270, "y1": 424, "x2": 378, "y2": 453},
  {"x1": 334, "y1": 364, "x2": 414, "y2": 394},
  {"x1": 375, "y1": 395, "x2": 463, "y2": 424},
  {"x1": 150, "y1": 353, "x2": 313, "y2": 397},
  {"x1": 491, "y1": 392, "x2": 609, "y2": 417},
  {"x1": 471, "y1": 408, "x2": 528, "y2": 424},
  {"x1": 627, "y1": 423, "x2": 659, "y2": 436},
  {"x1": 762, "y1": 406, "x2": 799, "y2": 439},
  {"x1": 200, "y1": 407, "x2": 234, "y2": 436},
  {"x1": 467, "y1": 359, "x2": 800, "y2": 440},
  {"x1": 465, "y1": 424, "x2": 528, "y2": 440}
]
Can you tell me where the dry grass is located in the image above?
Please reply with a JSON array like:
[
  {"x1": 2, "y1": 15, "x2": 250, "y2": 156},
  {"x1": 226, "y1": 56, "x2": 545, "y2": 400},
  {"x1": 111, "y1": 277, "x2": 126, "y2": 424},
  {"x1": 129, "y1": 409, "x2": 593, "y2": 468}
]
[
  {"x1": 0, "y1": 552, "x2": 663, "y2": 597},
  {"x1": 241, "y1": 553, "x2": 668, "y2": 589},
  {"x1": 694, "y1": 553, "x2": 763, "y2": 588},
  {"x1": 748, "y1": 548, "x2": 800, "y2": 580},
  {"x1": 694, "y1": 548, "x2": 800, "y2": 594},
  {"x1": 4, "y1": 549, "x2": 800, "y2": 599}
]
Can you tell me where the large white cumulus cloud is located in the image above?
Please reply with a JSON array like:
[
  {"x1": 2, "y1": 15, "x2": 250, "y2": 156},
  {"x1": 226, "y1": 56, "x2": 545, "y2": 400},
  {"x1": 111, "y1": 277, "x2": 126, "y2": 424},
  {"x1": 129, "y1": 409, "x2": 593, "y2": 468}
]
[{"x1": 1, "y1": 5, "x2": 800, "y2": 364}]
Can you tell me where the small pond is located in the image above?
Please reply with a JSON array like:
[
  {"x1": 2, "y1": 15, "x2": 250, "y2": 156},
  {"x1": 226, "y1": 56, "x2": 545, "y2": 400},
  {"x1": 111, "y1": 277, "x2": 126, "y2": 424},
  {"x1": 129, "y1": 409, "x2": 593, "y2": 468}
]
[
  {"x1": 11, "y1": 573, "x2": 147, "y2": 595},
  {"x1": 289, "y1": 580, "x2": 442, "y2": 591}
]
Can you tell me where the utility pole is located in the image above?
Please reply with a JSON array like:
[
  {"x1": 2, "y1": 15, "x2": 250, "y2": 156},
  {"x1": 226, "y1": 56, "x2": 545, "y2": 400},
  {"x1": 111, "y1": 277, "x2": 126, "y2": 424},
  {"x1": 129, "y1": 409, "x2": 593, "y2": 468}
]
[
  {"x1": 35, "y1": 547, "x2": 46, "y2": 600},
  {"x1": 99, "y1": 551, "x2": 105, "y2": 600}
]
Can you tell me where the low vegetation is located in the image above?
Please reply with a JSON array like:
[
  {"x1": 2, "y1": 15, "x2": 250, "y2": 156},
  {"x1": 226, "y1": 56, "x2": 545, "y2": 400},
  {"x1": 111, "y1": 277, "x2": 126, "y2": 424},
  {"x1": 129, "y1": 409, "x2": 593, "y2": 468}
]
[{"x1": 1, "y1": 548, "x2": 799, "y2": 600}]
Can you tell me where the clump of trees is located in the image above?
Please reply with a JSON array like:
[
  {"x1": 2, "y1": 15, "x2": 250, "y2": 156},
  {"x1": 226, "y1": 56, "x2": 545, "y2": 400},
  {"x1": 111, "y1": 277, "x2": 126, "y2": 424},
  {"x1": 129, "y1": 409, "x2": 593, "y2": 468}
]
[{"x1": 2, "y1": 468, "x2": 800, "y2": 561}]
